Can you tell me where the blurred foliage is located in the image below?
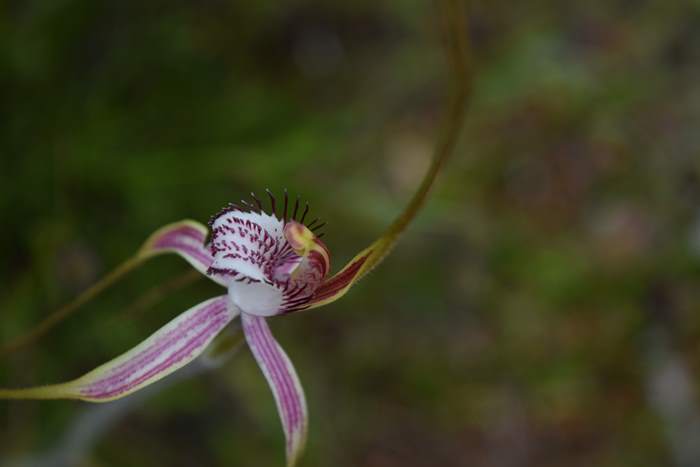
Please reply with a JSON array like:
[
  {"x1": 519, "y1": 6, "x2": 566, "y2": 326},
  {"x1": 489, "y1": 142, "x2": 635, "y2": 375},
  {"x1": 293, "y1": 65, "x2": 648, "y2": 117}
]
[{"x1": 2, "y1": 0, "x2": 700, "y2": 466}]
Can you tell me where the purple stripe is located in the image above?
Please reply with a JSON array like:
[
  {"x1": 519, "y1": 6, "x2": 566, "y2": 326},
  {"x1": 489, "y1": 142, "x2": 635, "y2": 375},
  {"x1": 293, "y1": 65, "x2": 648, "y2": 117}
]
[
  {"x1": 261, "y1": 319, "x2": 302, "y2": 436},
  {"x1": 254, "y1": 319, "x2": 299, "y2": 433},
  {"x1": 82, "y1": 303, "x2": 226, "y2": 398},
  {"x1": 96, "y1": 298, "x2": 226, "y2": 386},
  {"x1": 254, "y1": 318, "x2": 299, "y2": 432},
  {"x1": 80, "y1": 297, "x2": 230, "y2": 399},
  {"x1": 309, "y1": 253, "x2": 370, "y2": 304},
  {"x1": 83, "y1": 308, "x2": 227, "y2": 398},
  {"x1": 95, "y1": 307, "x2": 225, "y2": 396},
  {"x1": 86, "y1": 314, "x2": 226, "y2": 399},
  {"x1": 170, "y1": 243, "x2": 213, "y2": 267},
  {"x1": 243, "y1": 315, "x2": 303, "y2": 443},
  {"x1": 154, "y1": 225, "x2": 206, "y2": 244},
  {"x1": 101, "y1": 300, "x2": 220, "y2": 377},
  {"x1": 244, "y1": 316, "x2": 293, "y2": 430},
  {"x1": 267, "y1": 325, "x2": 302, "y2": 434},
  {"x1": 151, "y1": 226, "x2": 214, "y2": 268}
]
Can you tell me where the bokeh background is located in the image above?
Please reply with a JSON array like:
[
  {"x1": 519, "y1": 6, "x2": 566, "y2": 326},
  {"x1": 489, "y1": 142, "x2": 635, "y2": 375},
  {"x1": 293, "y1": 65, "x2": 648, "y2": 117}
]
[{"x1": 2, "y1": 1, "x2": 700, "y2": 466}]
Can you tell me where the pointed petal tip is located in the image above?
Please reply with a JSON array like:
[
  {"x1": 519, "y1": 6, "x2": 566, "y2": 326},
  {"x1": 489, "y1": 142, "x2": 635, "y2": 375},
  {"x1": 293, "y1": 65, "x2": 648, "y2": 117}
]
[{"x1": 286, "y1": 427, "x2": 308, "y2": 467}]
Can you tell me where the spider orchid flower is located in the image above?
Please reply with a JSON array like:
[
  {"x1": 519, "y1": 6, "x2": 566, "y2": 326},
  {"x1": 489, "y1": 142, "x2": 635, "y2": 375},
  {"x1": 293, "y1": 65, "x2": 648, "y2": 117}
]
[
  {"x1": 0, "y1": 192, "x2": 410, "y2": 466},
  {"x1": 0, "y1": 2, "x2": 469, "y2": 463}
]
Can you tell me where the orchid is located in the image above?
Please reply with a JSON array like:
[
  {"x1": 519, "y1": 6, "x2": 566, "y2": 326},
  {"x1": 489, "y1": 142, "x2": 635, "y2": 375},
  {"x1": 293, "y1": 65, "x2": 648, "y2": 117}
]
[
  {"x1": 2, "y1": 195, "x2": 365, "y2": 465},
  {"x1": 0, "y1": 2, "x2": 469, "y2": 465},
  {"x1": 0, "y1": 195, "x2": 420, "y2": 466},
  {"x1": 1, "y1": 188, "x2": 456, "y2": 467}
]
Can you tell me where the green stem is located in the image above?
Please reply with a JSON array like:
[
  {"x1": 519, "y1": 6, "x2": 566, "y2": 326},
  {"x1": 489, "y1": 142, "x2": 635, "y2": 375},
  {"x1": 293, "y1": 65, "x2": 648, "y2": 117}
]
[
  {"x1": 0, "y1": 255, "x2": 144, "y2": 358},
  {"x1": 358, "y1": 0, "x2": 473, "y2": 279}
]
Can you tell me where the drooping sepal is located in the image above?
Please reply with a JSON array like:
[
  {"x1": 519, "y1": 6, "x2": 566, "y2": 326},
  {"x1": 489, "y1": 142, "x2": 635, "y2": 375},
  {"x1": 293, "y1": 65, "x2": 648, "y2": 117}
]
[
  {"x1": 0, "y1": 296, "x2": 236, "y2": 402},
  {"x1": 241, "y1": 313, "x2": 307, "y2": 467}
]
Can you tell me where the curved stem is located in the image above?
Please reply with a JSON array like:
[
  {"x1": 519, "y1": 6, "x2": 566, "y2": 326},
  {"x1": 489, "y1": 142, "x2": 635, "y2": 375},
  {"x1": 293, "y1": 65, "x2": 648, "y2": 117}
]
[
  {"x1": 306, "y1": 0, "x2": 473, "y2": 309},
  {"x1": 383, "y1": 0, "x2": 471, "y2": 242},
  {"x1": 0, "y1": 255, "x2": 143, "y2": 358},
  {"x1": 1, "y1": 220, "x2": 215, "y2": 358}
]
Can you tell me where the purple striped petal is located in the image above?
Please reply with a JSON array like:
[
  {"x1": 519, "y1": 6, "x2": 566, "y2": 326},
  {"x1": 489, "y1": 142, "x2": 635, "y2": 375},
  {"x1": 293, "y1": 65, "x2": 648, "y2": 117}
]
[
  {"x1": 242, "y1": 313, "x2": 307, "y2": 467},
  {"x1": 0, "y1": 296, "x2": 236, "y2": 402},
  {"x1": 140, "y1": 220, "x2": 226, "y2": 286}
]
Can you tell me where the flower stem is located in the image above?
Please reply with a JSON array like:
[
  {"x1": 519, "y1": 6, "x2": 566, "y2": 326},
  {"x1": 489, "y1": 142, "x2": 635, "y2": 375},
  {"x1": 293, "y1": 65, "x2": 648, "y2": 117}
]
[{"x1": 0, "y1": 255, "x2": 144, "y2": 358}]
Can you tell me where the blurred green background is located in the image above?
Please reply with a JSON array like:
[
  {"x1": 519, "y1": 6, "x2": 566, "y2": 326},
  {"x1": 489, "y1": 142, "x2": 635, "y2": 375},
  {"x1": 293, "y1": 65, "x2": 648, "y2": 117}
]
[{"x1": 2, "y1": 1, "x2": 700, "y2": 466}]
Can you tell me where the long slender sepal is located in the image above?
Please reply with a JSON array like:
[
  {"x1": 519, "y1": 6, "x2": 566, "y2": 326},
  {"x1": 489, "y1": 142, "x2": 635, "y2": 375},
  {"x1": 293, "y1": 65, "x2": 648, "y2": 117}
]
[
  {"x1": 0, "y1": 220, "x2": 220, "y2": 358},
  {"x1": 241, "y1": 313, "x2": 307, "y2": 467},
  {"x1": 306, "y1": 0, "x2": 471, "y2": 310},
  {"x1": 0, "y1": 296, "x2": 235, "y2": 402}
]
